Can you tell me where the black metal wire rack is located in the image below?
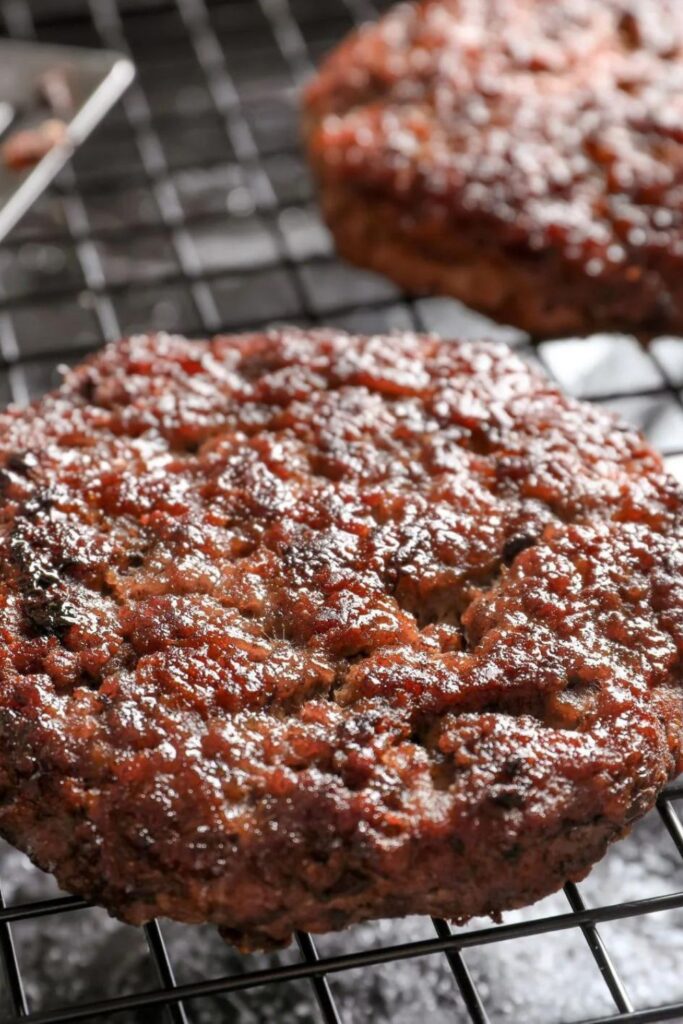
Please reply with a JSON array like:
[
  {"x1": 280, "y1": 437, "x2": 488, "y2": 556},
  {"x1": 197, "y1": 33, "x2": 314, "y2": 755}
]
[{"x1": 0, "y1": 0, "x2": 682, "y2": 1022}]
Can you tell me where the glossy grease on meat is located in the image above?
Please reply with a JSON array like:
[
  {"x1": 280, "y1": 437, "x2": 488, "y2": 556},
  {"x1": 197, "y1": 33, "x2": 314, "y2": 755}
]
[
  {"x1": 305, "y1": 0, "x2": 683, "y2": 336},
  {"x1": 0, "y1": 329, "x2": 680, "y2": 949}
]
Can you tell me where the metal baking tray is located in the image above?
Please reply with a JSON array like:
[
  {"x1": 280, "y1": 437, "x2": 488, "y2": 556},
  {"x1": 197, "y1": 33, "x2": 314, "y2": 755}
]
[{"x1": 0, "y1": 38, "x2": 133, "y2": 243}]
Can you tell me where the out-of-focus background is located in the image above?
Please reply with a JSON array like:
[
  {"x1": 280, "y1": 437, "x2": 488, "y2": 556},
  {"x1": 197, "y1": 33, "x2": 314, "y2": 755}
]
[{"x1": 0, "y1": 1, "x2": 682, "y2": 1022}]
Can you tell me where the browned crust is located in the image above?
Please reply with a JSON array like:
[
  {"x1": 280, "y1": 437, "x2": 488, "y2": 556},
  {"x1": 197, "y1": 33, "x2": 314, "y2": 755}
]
[
  {"x1": 0, "y1": 330, "x2": 680, "y2": 949},
  {"x1": 303, "y1": 0, "x2": 683, "y2": 337},
  {"x1": 316, "y1": 182, "x2": 679, "y2": 337}
]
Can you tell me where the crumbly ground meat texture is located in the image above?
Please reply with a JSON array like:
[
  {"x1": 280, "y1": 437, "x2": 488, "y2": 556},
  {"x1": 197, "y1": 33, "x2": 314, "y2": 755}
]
[
  {"x1": 0, "y1": 329, "x2": 680, "y2": 950},
  {"x1": 305, "y1": 0, "x2": 683, "y2": 337}
]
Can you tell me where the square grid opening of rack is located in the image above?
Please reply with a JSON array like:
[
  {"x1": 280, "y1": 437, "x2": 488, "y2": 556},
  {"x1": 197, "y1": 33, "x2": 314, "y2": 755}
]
[{"x1": 0, "y1": 1, "x2": 682, "y2": 1022}]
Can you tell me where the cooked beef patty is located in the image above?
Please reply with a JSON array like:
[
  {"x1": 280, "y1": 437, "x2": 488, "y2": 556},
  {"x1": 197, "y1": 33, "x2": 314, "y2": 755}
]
[
  {"x1": 0, "y1": 329, "x2": 680, "y2": 949},
  {"x1": 305, "y1": 0, "x2": 683, "y2": 337}
]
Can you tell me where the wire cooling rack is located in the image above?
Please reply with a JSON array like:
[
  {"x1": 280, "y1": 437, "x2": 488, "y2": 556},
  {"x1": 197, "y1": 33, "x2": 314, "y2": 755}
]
[{"x1": 0, "y1": 1, "x2": 682, "y2": 1022}]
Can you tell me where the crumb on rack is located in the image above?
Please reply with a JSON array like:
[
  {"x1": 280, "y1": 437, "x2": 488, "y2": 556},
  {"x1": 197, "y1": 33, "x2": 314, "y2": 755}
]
[
  {"x1": 2, "y1": 118, "x2": 68, "y2": 171},
  {"x1": 37, "y1": 67, "x2": 76, "y2": 117}
]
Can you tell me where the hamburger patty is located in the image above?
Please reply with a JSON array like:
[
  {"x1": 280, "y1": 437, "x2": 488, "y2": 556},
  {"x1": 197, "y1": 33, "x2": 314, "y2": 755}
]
[
  {"x1": 305, "y1": 0, "x2": 683, "y2": 337},
  {"x1": 0, "y1": 328, "x2": 680, "y2": 950}
]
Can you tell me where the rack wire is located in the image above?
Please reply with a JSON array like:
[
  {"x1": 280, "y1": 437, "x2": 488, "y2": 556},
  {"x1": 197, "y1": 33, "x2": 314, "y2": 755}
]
[{"x1": 0, "y1": 1, "x2": 682, "y2": 1021}]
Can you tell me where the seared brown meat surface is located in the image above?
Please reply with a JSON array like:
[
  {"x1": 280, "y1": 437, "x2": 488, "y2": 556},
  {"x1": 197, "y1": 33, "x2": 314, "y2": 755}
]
[
  {"x1": 0, "y1": 329, "x2": 680, "y2": 948},
  {"x1": 305, "y1": 0, "x2": 683, "y2": 336}
]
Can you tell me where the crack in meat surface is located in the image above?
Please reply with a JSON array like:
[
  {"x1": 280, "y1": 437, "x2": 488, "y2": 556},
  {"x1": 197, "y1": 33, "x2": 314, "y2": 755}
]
[{"x1": 0, "y1": 328, "x2": 680, "y2": 949}]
